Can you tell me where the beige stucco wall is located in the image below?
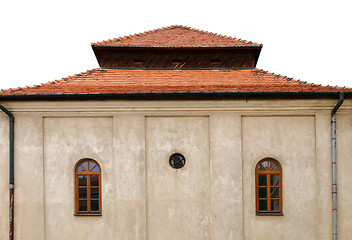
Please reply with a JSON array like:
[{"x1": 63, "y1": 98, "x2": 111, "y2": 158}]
[
  {"x1": 0, "y1": 99, "x2": 351, "y2": 239},
  {"x1": 146, "y1": 117, "x2": 210, "y2": 239},
  {"x1": 337, "y1": 112, "x2": 352, "y2": 240},
  {"x1": 43, "y1": 117, "x2": 114, "y2": 239},
  {"x1": 0, "y1": 116, "x2": 9, "y2": 240},
  {"x1": 242, "y1": 116, "x2": 316, "y2": 239}
]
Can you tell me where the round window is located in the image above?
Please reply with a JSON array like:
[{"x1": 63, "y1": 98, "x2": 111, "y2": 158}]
[{"x1": 169, "y1": 153, "x2": 186, "y2": 169}]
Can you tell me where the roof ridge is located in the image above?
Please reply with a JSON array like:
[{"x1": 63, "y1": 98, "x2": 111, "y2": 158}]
[{"x1": 91, "y1": 25, "x2": 262, "y2": 47}]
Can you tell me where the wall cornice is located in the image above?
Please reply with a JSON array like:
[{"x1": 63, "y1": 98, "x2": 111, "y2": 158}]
[{"x1": 1, "y1": 99, "x2": 351, "y2": 115}]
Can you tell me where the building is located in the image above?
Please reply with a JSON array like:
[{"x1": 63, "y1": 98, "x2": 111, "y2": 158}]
[{"x1": 0, "y1": 25, "x2": 351, "y2": 240}]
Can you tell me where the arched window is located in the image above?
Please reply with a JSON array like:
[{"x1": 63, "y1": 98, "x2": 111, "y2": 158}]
[
  {"x1": 75, "y1": 159, "x2": 101, "y2": 215},
  {"x1": 255, "y1": 158, "x2": 282, "y2": 215}
]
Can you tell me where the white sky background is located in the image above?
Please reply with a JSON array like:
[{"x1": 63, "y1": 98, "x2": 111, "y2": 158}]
[{"x1": 0, "y1": 0, "x2": 351, "y2": 90}]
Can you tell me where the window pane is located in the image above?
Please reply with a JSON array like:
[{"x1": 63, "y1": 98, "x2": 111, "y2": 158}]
[
  {"x1": 269, "y1": 161, "x2": 276, "y2": 170},
  {"x1": 257, "y1": 164, "x2": 265, "y2": 171},
  {"x1": 90, "y1": 175, "x2": 99, "y2": 186},
  {"x1": 259, "y1": 200, "x2": 267, "y2": 211},
  {"x1": 79, "y1": 200, "x2": 87, "y2": 211},
  {"x1": 89, "y1": 163, "x2": 95, "y2": 170},
  {"x1": 91, "y1": 188, "x2": 99, "y2": 199},
  {"x1": 271, "y1": 187, "x2": 279, "y2": 198},
  {"x1": 77, "y1": 165, "x2": 85, "y2": 171},
  {"x1": 78, "y1": 175, "x2": 87, "y2": 186},
  {"x1": 79, "y1": 188, "x2": 87, "y2": 199},
  {"x1": 258, "y1": 175, "x2": 267, "y2": 186},
  {"x1": 259, "y1": 187, "x2": 267, "y2": 198},
  {"x1": 91, "y1": 165, "x2": 100, "y2": 171},
  {"x1": 82, "y1": 161, "x2": 88, "y2": 171},
  {"x1": 272, "y1": 165, "x2": 280, "y2": 171},
  {"x1": 91, "y1": 200, "x2": 99, "y2": 211},
  {"x1": 261, "y1": 161, "x2": 268, "y2": 169},
  {"x1": 271, "y1": 175, "x2": 280, "y2": 186},
  {"x1": 271, "y1": 200, "x2": 280, "y2": 211}
]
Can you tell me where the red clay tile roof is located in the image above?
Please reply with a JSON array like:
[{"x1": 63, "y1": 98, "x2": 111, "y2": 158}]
[
  {"x1": 1, "y1": 68, "x2": 350, "y2": 96},
  {"x1": 92, "y1": 25, "x2": 262, "y2": 48}
]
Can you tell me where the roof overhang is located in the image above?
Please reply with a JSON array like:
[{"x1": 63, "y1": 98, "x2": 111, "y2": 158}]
[
  {"x1": 92, "y1": 46, "x2": 263, "y2": 68},
  {"x1": 1, "y1": 91, "x2": 350, "y2": 101}
]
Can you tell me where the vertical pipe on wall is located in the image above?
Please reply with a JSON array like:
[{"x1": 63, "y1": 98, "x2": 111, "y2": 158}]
[
  {"x1": 0, "y1": 105, "x2": 14, "y2": 240},
  {"x1": 331, "y1": 92, "x2": 344, "y2": 240}
]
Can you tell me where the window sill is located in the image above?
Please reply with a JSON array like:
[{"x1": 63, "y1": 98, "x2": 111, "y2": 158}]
[
  {"x1": 74, "y1": 213, "x2": 102, "y2": 216},
  {"x1": 256, "y1": 212, "x2": 284, "y2": 216}
]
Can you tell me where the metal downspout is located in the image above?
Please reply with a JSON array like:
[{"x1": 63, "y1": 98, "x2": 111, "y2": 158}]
[
  {"x1": 331, "y1": 92, "x2": 344, "y2": 240},
  {"x1": 0, "y1": 105, "x2": 14, "y2": 240}
]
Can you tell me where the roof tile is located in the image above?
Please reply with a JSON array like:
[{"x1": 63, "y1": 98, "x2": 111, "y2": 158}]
[
  {"x1": 0, "y1": 68, "x2": 350, "y2": 96},
  {"x1": 92, "y1": 25, "x2": 262, "y2": 48}
]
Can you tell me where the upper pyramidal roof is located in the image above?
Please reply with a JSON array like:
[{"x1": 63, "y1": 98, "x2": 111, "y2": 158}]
[{"x1": 92, "y1": 25, "x2": 262, "y2": 48}]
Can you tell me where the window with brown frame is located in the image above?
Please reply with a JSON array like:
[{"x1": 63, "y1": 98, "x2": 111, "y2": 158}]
[
  {"x1": 75, "y1": 159, "x2": 101, "y2": 215},
  {"x1": 255, "y1": 158, "x2": 282, "y2": 215}
]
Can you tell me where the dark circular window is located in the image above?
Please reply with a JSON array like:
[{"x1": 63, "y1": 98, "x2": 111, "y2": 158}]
[{"x1": 169, "y1": 153, "x2": 186, "y2": 169}]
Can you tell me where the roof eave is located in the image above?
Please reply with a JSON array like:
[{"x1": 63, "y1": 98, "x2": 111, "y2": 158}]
[
  {"x1": 91, "y1": 45, "x2": 263, "y2": 49},
  {"x1": 0, "y1": 91, "x2": 350, "y2": 101}
]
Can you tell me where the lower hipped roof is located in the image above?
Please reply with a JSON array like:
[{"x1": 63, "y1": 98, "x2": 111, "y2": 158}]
[{"x1": 0, "y1": 68, "x2": 351, "y2": 100}]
